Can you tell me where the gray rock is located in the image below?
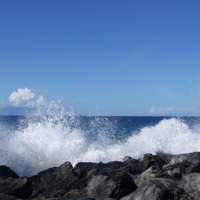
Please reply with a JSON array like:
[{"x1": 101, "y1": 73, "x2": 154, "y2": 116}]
[
  {"x1": 120, "y1": 179, "x2": 175, "y2": 200},
  {"x1": 182, "y1": 172, "x2": 200, "y2": 199},
  {"x1": 165, "y1": 167, "x2": 182, "y2": 179},
  {"x1": 128, "y1": 161, "x2": 154, "y2": 174},
  {"x1": 134, "y1": 165, "x2": 163, "y2": 186},
  {"x1": 86, "y1": 170, "x2": 137, "y2": 200},
  {"x1": 0, "y1": 176, "x2": 32, "y2": 199},
  {"x1": 168, "y1": 152, "x2": 200, "y2": 166},
  {"x1": 29, "y1": 161, "x2": 77, "y2": 198},
  {"x1": 143, "y1": 154, "x2": 166, "y2": 167},
  {"x1": 107, "y1": 170, "x2": 137, "y2": 199},
  {"x1": 86, "y1": 175, "x2": 116, "y2": 200}
]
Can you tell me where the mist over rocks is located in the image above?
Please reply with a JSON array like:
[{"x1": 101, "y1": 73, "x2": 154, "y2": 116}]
[{"x1": 1, "y1": 152, "x2": 200, "y2": 199}]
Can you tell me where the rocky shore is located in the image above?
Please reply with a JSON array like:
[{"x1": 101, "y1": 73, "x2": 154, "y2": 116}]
[{"x1": 1, "y1": 152, "x2": 200, "y2": 200}]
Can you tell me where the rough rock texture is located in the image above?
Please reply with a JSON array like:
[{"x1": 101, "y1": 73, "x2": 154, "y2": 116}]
[
  {"x1": 121, "y1": 179, "x2": 175, "y2": 200},
  {"x1": 86, "y1": 175, "x2": 116, "y2": 200},
  {"x1": 181, "y1": 172, "x2": 200, "y2": 199},
  {"x1": 0, "y1": 166, "x2": 19, "y2": 180},
  {"x1": 0, "y1": 177, "x2": 32, "y2": 199},
  {"x1": 29, "y1": 161, "x2": 78, "y2": 199},
  {"x1": 2, "y1": 152, "x2": 200, "y2": 199}
]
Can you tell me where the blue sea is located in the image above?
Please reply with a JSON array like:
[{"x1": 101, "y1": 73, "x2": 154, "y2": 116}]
[{"x1": 0, "y1": 106, "x2": 200, "y2": 177}]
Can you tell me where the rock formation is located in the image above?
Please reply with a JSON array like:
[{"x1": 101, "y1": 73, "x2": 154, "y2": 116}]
[{"x1": 1, "y1": 152, "x2": 200, "y2": 199}]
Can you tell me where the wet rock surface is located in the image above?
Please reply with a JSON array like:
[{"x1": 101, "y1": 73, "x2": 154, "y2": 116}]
[{"x1": 2, "y1": 152, "x2": 200, "y2": 199}]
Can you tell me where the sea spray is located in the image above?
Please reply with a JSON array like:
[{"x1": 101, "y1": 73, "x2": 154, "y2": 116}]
[{"x1": 0, "y1": 101, "x2": 200, "y2": 176}]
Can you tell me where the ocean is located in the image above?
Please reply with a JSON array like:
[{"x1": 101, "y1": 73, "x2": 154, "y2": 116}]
[{"x1": 0, "y1": 106, "x2": 200, "y2": 177}]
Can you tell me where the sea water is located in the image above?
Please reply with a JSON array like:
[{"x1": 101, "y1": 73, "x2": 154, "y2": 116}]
[{"x1": 0, "y1": 103, "x2": 200, "y2": 177}]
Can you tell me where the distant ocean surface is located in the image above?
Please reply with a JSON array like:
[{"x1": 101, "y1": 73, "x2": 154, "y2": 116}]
[{"x1": 0, "y1": 113, "x2": 200, "y2": 177}]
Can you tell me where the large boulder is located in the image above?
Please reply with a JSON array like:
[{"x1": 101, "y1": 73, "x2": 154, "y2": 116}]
[
  {"x1": 143, "y1": 154, "x2": 166, "y2": 167},
  {"x1": 121, "y1": 178, "x2": 183, "y2": 200},
  {"x1": 73, "y1": 162, "x2": 138, "y2": 200},
  {"x1": 134, "y1": 165, "x2": 163, "y2": 186},
  {"x1": 0, "y1": 166, "x2": 19, "y2": 179},
  {"x1": 86, "y1": 175, "x2": 116, "y2": 200},
  {"x1": 29, "y1": 161, "x2": 77, "y2": 198},
  {"x1": 107, "y1": 170, "x2": 137, "y2": 199},
  {"x1": 165, "y1": 152, "x2": 200, "y2": 166},
  {"x1": 74, "y1": 162, "x2": 111, "y2": 178},
  {"x1": 0, "y1": 176, "x2": 32, "y2": 199},
  {"x1": 126, "y1": 161, "x2": 154, "y2": 174},
  {"x1": 86, "y1": 170, "x2": 137, "y2": 200},
  {"x1": 181, "y1": 172, "x2": 200, "y2": 199},
  {"x1": 163, "y1": 159, "x2": 200, "y2": 179}
]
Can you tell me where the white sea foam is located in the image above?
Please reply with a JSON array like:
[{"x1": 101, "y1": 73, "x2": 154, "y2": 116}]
[{"x1": 0, "y1": 102, "x2": 200, "y2": 177}]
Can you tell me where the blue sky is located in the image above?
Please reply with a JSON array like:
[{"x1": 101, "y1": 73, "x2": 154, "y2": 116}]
[{"x1": 0, "y1": 0, "x2": 200, "y2": 116}]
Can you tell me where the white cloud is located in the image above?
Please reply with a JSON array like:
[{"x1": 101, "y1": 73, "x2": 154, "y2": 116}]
[
  {"x1": 25, "y1": 95, "x2": 45, "y2": 108},
  {"x1": 9, "y1": 88, "x2": 36, "y2": 107},
  {"x1": 8, "y1": 88, "x2": 45, "y2": 107}
]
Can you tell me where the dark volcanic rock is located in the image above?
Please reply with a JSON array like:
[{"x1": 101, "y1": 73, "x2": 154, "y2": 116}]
[
  {"x1": 163, "y1": 159, "x2": 200, "y2": 179},
  {"x1": 107, "y1": 170, "x2": 137, "y2": 199},
  {"x1": 128, "y1": 161, "x2": 154, "y2": 174},
  {"x1": 121, "y1": 178, "x2": 183, "y2": 200},
  {"x1": 73, "y1": 162, "x2": 137, "y2": 200},
  {"x1": 123, "y1": 156, "x2": 140, "y2": 164},
  {"x1": 156, "y1": 153, "x2": 174, "y2": 164},
  {"x1": 0, "y1": 166, "x2": 19, "y2": 179},
  {"x1": 86, "y1": 175, "x2": 117, "y2": 200},
  {"x1": 143, "y1": 153, "x2": 166, "y2": 167},
  {"x1": 0, "y1": 194, "x2": 22, "y2": 199},
  {"x1": 74, "y1": 158, "x2": 140, "y2": 178},
  {"x1": 2, "y1": 152, "x2": 200, "y2": 199},
  {"x1": 166, "y1": 152, "x2": 200, "y2": 166},
  {"x1": 29, "y1": 161, "x2": 77, "y2": 198},
  {"x1": 74, "y1": 162, "x2": 111, "y2": 178},
  {"x1": 134, "y1": 165, "x2": 163, "y2": 186},
  {"x1": 0, "y1": 176, "x2": 32, "y2": 199},
  {"x1": 86, "y1": 170, "x2": 137, "y2": 200}
]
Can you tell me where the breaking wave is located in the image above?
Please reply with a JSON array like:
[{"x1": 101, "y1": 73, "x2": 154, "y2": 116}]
[{"x1": 0, "y1": 101, "x2": 200, "y2": 177}]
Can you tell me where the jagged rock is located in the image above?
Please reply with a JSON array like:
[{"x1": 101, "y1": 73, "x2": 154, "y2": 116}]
[
  {"x1": 74, "y1": 163, "x2": 137, "y2": 200},
  {"x1": 74, "y1": 162, "x2": 111, "y2": 178},
  {"x1": 0, "y1": 176, "x2": 32, "y2": 199},
  {"x1": 156, "y1": 153, "x2": 174, "y2": 164},
  {"x1": 143, "y1": 154, "x2": 166, "y2": 167},
  {"x1": 163, "y1": 159, "x2": 200, "y2": 180},
  {"x1": 182, "y1": 172, "x2": 200, "y2": 199},
  {"x1": 167, "y1": 152, "x2": 200, "y2": 166},
  {"x1": 86, "y1": 170, "x2": 137, "y2": 200},
  {"x1": 2, "y1": 152, "x2": 200, "y2": 199},
  {"x1": 123, "y1": 156, "x2": 140, "y2": 165},
  {"x1": 120, "y1": 178, "x2": 182, "y2": 200},
  {"x1": 164, "y1": 166, "x2": 182, "y2": 178},
  {"x1": 107, "y1": 170, "x2": 137, "y2": 199},
  {"x1": 63, "y1": 188, "x2": 87, "y2": 199},
  {"x1": 86, "y1": 175, "x2": 116, "y2": 200},
  {"x1": 0, "y1": 166, "x2": 19, "y2": 179},
  {"x1": 127, "y1": 161, "x2": 154, "y2": 174},
  {"x1": 74, "y1": 159, "x2": 140, "y2": 178},
  {"x1": 29, "y1": 162, "x2": 77, "y2": 198},
  {"x1": 134, "y1": 165, "x2": 163, "y2": 186}
]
